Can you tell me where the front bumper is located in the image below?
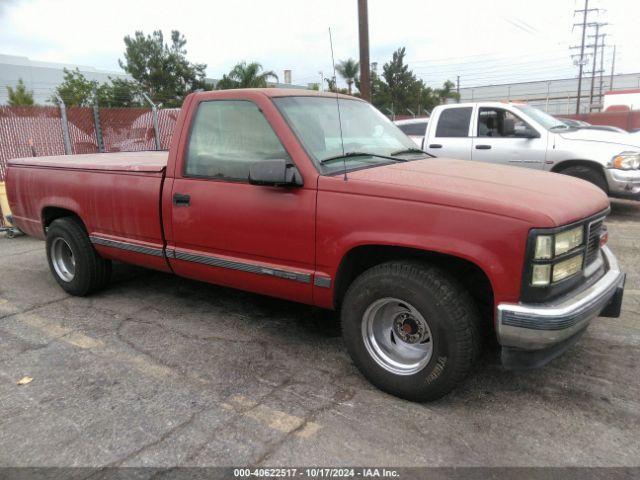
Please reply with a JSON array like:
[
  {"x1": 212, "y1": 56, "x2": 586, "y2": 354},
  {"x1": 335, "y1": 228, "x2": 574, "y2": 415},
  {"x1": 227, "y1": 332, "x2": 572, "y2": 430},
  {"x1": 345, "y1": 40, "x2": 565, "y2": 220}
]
[
  {"x1": 497, "y1": 246, "x2": 625, "y2": 368},
  {"x1": 605, "y1": 168, "x2": 640, "y2": 198}
]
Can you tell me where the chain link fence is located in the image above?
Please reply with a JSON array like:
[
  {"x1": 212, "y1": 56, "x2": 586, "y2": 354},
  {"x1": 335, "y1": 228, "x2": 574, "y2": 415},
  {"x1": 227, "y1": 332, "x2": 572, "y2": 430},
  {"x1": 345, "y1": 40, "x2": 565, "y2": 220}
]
[
  {"x1": 0, "y1": 103, "x2": 180, "y2": 228},
  {"x1": 0, "y1": 104, "x2": 181, "y2": 181}
]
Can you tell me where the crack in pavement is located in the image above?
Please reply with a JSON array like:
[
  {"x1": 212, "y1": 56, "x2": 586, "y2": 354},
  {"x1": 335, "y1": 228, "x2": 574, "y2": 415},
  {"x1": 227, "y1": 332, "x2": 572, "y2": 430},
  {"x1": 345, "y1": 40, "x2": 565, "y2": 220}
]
[
  {"x1": 251, "y1": 379, "x2": 357, "y2": 467},
  {"x1": 81, "y1": 408, "x2": 206, "y2": 480},
  {"x1": 0, "y1": 296, "x2": 70, "y2": 322}
]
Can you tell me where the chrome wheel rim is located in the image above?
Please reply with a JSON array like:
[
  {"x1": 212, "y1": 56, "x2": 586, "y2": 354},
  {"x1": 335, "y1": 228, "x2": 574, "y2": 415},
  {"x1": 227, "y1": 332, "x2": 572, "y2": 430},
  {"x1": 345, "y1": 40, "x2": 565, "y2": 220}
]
[
  {"x1": 362, "y1": 297, "x2": 433, "y2": 375},
  {"x1": 51, "y1": 237, "x2": 75, "y2": 282}
]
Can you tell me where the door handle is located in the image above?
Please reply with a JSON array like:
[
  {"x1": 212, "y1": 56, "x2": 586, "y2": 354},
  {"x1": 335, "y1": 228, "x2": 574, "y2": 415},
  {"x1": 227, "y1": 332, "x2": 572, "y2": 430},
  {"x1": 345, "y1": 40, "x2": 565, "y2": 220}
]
[
  {"x1": 173, "y1": 193, "x2": 190, "y2": 206},
  {"x1": 475, "y1": 145, "x2": 492, "y2": 150},
  {"x1": 428, "y1": 144, "x2": 442, "y2": 149}
]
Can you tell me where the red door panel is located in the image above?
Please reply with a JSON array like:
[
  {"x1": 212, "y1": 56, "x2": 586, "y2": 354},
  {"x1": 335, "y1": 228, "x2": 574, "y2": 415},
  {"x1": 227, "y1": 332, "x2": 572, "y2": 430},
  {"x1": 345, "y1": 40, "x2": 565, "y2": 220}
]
[{"x1": 168, "y1": 178, "x2": 316, "y2": 304}]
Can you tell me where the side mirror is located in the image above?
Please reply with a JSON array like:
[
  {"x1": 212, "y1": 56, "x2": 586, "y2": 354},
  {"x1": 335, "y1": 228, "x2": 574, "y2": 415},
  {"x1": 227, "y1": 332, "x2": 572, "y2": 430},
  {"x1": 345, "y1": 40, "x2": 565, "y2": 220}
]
[
  {"x1": 514, "y1": 124, "x2": 540, "y2": 139},
  {"x1": 503, "y1": 117, "x2": 516, "y2": 137},
  {"x1": 248, "y1": 159, "x2": 303, "y2": 187}
]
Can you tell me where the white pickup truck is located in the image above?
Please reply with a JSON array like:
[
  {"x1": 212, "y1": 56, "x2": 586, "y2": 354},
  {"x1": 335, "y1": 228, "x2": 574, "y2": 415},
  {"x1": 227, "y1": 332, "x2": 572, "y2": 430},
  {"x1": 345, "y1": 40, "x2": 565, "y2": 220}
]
[{"x1": 420, "y1": 102, "x2": 640, "y2": 199}]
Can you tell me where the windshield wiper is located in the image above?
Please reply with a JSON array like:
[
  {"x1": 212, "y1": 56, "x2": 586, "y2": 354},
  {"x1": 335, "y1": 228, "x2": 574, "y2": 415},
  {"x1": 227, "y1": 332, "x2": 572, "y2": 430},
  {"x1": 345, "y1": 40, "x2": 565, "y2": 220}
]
[
  {"x1": 319, "y1": 151, "x2": 407, "y2": 164},
  {"x1": 549, "y1": 124, "x2": 570, "y2": 130},
  {"x1": 390, "y1": 147, "x2": 430, "y2": 156}
]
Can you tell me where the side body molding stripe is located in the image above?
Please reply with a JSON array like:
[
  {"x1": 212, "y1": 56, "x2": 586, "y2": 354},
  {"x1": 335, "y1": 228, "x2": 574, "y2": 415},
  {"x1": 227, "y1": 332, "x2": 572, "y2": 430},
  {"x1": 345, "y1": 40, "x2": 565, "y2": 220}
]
[
  {"x1": 168, "y1": 249, "x2": 312, "y2": 284},
  {"x1": 90, "y1": 237, "x2": 325, "y2": 286},
  {"x1": 90, "y1": 236, "x2": 164, "y2": 257}
]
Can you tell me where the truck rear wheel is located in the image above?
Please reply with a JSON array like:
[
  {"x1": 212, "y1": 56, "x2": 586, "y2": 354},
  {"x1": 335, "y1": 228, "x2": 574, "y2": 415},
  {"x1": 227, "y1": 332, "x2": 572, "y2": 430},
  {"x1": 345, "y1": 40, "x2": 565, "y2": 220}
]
[
  {"x1": 341, "y1": 261, "x2": 481, "y2": 401},
  {"x1": 560, "y1": 165, "x2": 608, "y2": 193},
  {"x1": 46, "y1": 217, "x2": 112, "y2": 296}
]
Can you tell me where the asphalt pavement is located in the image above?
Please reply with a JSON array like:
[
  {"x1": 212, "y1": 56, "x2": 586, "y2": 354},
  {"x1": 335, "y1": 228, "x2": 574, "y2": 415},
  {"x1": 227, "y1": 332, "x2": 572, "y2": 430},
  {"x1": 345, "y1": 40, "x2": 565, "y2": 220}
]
[{"x1": 0, "y1": 200, "x2": 638, "y2": 469}]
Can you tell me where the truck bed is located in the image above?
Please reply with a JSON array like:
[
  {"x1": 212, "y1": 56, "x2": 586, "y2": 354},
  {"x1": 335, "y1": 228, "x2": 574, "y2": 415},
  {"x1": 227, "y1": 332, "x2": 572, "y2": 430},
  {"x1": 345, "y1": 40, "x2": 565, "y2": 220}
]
[
  {"x1": 7, "y1": 151, "x2": 168, "y2": 172},
  {"x1": 6, "y1": 151, "x2": 169, "y2": 273}
]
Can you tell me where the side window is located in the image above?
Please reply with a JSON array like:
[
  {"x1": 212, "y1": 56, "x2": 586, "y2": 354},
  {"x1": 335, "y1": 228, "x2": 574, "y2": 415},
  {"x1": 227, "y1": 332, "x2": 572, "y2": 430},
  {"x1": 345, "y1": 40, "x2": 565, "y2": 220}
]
[
  {"x1": 398, "y1": 122, "x2": 427, "y2": 136},
  {"x1": 185, "y1": 100, "x2": 290, "y2": 180},
  {"x1": 478, "y1": 108, "x2": 530, "y2": 138},
  {"x1": 435, "y1": 107, "x2": 472, "y2": 138}
]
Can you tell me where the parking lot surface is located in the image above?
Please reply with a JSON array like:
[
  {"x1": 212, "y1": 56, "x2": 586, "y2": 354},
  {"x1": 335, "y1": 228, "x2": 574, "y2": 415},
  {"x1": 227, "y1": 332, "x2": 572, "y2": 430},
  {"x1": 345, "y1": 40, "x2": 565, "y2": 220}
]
[{"x1": 0, "y1": 200, "x2": 639, "y2": 468}]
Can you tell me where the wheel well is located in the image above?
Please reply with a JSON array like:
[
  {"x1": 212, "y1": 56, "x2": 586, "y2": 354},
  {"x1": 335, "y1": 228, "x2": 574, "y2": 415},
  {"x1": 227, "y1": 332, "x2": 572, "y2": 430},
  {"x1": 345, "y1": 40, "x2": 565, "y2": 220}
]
[
  {"x1": 334, "y1": 245, "x2": 494, "y2": 325},
  {"x1": 41, "y1": 207, "x2": 85, "y2": 234},
  {"x1": 551, "y1": 159, "x2": 605, "y2": 174}
]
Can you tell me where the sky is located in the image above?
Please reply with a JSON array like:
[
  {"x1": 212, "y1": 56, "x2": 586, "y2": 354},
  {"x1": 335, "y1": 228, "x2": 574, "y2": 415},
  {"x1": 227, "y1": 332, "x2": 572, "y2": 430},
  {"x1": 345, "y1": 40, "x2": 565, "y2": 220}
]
[{"x1": 0, "y1": 0, "x2": 639, "y2": 90}]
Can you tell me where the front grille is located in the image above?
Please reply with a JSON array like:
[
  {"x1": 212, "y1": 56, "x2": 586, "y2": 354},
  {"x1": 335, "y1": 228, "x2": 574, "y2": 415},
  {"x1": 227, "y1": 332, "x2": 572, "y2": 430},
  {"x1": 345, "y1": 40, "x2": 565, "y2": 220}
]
[{"x1": 585, "y1": 219, "x2": 604, "y2": 265}]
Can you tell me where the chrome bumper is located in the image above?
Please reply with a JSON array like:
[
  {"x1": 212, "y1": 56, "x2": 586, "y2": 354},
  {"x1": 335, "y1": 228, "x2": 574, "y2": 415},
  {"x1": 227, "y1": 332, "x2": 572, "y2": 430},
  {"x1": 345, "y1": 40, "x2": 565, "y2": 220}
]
[
  {"x1": 605, "y1": 168, "x2": 640, "y2": 197},
  {"x1": 497, "y1": 246, "x2": 624, "y2": 351}
]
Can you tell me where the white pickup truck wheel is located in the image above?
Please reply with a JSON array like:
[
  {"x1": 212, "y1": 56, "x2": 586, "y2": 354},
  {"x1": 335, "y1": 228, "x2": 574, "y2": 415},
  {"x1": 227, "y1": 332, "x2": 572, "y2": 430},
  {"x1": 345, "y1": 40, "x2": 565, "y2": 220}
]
[
  {"x1": 560, "y1": 165, "x2": 608, "y2": 193},
  {"x1": 341, "y1": 261, "x2": 481, "y2": 401},
  {"x1": 46, "y1": 217, "x2": 112, "y2": 296}
]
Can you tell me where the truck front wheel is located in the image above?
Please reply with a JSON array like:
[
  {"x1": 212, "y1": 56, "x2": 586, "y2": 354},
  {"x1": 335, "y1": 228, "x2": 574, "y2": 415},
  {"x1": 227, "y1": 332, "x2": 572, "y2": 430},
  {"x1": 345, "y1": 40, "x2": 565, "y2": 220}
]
[
  {"x1": 341, "y1": 261, "x2": 481, "y2": 401},
  {"x1": 560, "y1": 165, "x2": 608, "y2": 194},
  {"x1": 46, "y1": 217, "x2": 112, "y2": 296}
]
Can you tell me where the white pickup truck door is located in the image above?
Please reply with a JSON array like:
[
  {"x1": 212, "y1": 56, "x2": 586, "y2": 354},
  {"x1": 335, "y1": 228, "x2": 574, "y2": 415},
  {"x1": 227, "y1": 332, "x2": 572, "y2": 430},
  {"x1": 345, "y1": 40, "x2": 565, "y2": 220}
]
[
  {"x1": 424, "y1": 106, "x2": 473, "y2": 160},
  {"x1": 471, "y1": 107, "x2": 547, "y2": 169}
]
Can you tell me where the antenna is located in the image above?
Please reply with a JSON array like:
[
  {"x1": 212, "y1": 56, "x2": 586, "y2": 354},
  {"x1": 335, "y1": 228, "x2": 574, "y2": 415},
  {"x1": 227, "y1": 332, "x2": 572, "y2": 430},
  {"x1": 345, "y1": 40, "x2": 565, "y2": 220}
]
[{"x1": 329, "y1": 27, "x2": 347, "y2": 181}]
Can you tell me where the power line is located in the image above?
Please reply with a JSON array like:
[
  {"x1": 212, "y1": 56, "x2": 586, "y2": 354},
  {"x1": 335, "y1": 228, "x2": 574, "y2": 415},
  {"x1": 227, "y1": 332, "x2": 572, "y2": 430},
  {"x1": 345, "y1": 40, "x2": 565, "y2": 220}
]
[{"x1": 571, "y1": 0, "x2": 603, "y2": 114}]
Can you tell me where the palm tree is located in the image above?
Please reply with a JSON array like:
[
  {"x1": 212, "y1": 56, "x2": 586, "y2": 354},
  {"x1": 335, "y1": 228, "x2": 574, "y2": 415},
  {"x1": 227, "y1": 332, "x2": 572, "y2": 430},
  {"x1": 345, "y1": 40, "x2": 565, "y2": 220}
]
[
  {"x1": 336, "y1": 58, "x2": 359, "y2": 95},
  {"x1": 217, "y1": 61, "x2": 279, "y2": 89}
]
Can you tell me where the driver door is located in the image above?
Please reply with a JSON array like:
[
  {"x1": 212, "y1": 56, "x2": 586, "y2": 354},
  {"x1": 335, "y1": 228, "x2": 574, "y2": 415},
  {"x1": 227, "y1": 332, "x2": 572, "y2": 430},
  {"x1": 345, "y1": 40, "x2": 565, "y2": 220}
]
[
  {"x1": 472, "y1": 107, "x2": 547, "y2": 169},
  {"x1": 167, "y1": 98, "x2": 317, "y2": 304}
]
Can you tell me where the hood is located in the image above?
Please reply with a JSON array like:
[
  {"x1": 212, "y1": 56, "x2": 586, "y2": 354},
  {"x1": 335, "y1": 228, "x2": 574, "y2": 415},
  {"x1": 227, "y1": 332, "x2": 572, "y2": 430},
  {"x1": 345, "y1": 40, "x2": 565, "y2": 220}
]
[
  {"x1": 345, "y1": 158, "x2": 609, "y2": 227},
  {"x1": 559, "y1": 128, "x2": 640, "y2": 149}
]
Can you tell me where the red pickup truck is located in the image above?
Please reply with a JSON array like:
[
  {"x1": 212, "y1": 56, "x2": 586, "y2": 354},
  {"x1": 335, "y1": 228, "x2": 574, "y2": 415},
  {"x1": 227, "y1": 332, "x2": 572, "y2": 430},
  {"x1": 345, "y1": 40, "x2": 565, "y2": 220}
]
[{"x1": 6, "y1": 89, "x2": 626, "y2": 401}]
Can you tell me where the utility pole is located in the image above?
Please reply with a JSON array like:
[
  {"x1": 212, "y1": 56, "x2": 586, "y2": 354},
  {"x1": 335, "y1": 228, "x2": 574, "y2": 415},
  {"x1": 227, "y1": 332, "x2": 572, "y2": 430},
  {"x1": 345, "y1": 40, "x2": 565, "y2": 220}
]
[
  {"x1": 609, "y1": 45, "x2": 616, "y2": 92},
  {"x1": 357, "y1": 0, "x2": 371, "y2": 102},
  {"x1": 572, "y1": 21, "x2": 607, "y2": 111},
  {"x1": 587, "y1": 23, "x2": 599, "y2": 110},
  {"x1": 571, "y1": 0, "x2": 599, "y2": 114},
  {"x1": 456, "y1": 76, "x2": 460, "y2": 102},
  {"x1": 597, "y1": 33, "x2": 606, "y2": 111}
]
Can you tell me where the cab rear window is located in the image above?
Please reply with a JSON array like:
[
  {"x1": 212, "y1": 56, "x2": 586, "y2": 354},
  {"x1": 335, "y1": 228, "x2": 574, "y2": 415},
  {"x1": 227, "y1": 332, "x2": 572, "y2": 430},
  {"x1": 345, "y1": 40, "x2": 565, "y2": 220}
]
[
  {"x1": 398, "y1": 122, "x2": 427, "y2": 136},
  {"x1": 435, "y1": 108, "x2": 472, "y2": 137}
]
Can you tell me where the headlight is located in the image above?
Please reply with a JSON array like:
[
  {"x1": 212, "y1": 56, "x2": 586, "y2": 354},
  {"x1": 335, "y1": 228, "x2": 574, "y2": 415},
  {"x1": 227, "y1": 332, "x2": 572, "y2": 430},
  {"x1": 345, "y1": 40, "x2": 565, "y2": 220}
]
[
  {"x1": 530, "y1": 226, "x2": 586, "y2": 286},
  {"x1": 611, "y1": 152, "x2": 640, "y2": 170},
  {"x1": 554, "y1": 226, "x2": 583, "y2": 256},
  {"x1": 552, "y1": 254, "x2": 584, "y2": 283},
  {"x1": 533, "y1": 226, "x2": 584, "y2": 260}
]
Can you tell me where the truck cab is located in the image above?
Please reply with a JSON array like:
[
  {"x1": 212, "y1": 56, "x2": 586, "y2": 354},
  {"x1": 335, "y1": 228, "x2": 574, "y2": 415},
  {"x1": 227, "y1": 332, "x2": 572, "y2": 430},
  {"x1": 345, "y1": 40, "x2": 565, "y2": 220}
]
[{"x1": 424, "y1": 102, "x2": 640, "y2": 199}]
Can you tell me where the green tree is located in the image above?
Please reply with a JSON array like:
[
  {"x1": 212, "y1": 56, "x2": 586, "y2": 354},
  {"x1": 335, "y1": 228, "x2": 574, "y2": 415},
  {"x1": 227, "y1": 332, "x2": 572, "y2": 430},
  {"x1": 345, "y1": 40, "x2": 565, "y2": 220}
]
[
  {"x1": 436, "y1": 79, "x2": 460, "y2": 103},
  {"x1": 52, "y1": 68, "x2": 96, "y2": 106},
  {"x1": 366, "y1": 47, "x2": 458, "y2": 117},
  {"x1": 216, "y1": 61, "x2": 278, "y2": 89},
  {"x1": 103, "y1": 77, "x2": 143, "y2": 107},
  {"x1": 336, "y1": 58, "x2": 359, "y2": 95},
  {"x1": 381, "y1": 47, "x2": 421, "y2": 114},
  {"x1": 119, "y1": 30, "x2": 208, "y2": 106},
  {"x1": 369, "y1": 70, "x2": 391, "y2": 111},
  {"x1": 52, "y1": 68, "x2": 142, "y2": 107},
  {"x1": 324, "y1": 76, "x2": 337, "y2": 92},
  {"x1": 7, "y1": 78, "x2": 35, "y2": 106}
]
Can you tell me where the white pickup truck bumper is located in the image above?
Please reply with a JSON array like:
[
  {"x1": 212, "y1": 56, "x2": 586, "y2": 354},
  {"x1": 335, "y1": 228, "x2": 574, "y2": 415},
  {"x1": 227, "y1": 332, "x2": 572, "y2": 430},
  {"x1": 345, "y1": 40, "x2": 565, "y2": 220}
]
[
  {"x1": 605, "y1": 168, "x2": 640, "y2": 198},
  {"x1": 496, "y1": 246, "x2": 625, "y2": 368}
]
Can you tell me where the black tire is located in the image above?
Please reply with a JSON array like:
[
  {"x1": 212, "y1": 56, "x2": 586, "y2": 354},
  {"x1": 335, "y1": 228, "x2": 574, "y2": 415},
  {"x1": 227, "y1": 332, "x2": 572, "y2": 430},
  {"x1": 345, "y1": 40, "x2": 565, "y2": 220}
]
[
  {"x1": 46, "y1": 217, "x2": 112, "y2": 296},
  {"x1": 341, "y1": 261, "x2": 481, "y2": 402},
  {"x1": 560, "y1": 165, "x2": 608, "y2": 194}
]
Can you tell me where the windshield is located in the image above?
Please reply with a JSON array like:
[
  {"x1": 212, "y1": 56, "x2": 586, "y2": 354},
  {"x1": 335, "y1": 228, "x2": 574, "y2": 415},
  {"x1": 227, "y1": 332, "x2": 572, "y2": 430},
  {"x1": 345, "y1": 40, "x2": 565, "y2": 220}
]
[
  {"x1": 512, "y1": 104, "x2": 567, "y2": 130},
  {"x1": 273, "y1": 96, "x2": 421, "y2": 174}
]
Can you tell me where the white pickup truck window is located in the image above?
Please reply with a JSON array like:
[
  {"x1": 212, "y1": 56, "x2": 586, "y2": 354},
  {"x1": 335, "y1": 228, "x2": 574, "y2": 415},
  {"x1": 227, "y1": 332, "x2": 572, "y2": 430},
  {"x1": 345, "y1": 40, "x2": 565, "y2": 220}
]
[{"x1": 435, "y1": 107, "x2": 472, "y2": 138}]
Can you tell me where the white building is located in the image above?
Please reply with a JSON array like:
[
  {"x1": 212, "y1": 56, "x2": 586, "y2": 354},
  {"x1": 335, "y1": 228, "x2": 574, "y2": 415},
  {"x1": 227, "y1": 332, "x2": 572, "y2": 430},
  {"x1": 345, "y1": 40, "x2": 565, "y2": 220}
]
[
  {"x1": 458, "y1": 72, "x2": 640, "y2": 114},
  {"x1": 0, "y1": 54, "x2": 133, "y2": 105}
]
